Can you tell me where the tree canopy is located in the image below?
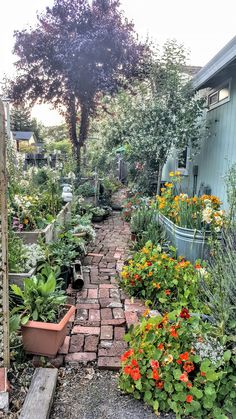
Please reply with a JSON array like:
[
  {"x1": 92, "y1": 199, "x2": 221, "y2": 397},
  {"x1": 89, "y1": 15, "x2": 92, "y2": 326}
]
[{"x1": 10, "y1": 0, "x2": 149, "y2": 169}]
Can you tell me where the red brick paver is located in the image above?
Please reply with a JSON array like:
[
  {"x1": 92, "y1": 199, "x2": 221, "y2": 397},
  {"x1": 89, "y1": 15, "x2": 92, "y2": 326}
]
[{"x1": 60, "y1": 210, "x2": 146, "y2": 369}]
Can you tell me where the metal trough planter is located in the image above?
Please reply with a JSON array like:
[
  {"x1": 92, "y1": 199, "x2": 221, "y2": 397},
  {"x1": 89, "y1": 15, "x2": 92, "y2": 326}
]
[
  {"x1": 16, "y1": 202, "x2": 71, "y2": 244},
  {"x1": 9, "y1": 266, "x2": 37, "y2": 287},
  {"x1": 158, "y1": 213, "x2": 212, "y2": 262}
]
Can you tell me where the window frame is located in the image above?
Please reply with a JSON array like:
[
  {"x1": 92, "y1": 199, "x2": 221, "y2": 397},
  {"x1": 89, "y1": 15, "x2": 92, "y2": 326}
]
[
  {"x1": 175, "y1": 146, "x2": 190, "y2": 176},
  {"x1": 207, "y1": 79, "x2": 231, "y2": 111}
]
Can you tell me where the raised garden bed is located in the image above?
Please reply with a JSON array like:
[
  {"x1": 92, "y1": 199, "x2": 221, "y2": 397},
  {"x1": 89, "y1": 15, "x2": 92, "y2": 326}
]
[
  {"x1": 16, "y1": 202, "x2": 71, "y2": 244},
  {"x1": 9, "y1": 266, "x2": 37, "y2": 287}
]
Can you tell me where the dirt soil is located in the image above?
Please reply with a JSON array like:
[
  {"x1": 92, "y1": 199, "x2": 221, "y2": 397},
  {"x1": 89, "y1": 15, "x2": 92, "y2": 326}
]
[{"x1": 50, "y1": 366, "x2": 175, "y2": 419}]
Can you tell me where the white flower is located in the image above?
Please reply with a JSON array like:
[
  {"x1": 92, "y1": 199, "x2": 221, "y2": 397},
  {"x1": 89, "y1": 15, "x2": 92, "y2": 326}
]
[{"x1": 202, "y1": 207, "x2": 212, "y2": 224}]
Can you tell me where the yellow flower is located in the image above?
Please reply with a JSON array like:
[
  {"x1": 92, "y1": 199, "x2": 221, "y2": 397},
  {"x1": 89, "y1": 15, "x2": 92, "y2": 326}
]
[
  {"x1": 175, "y1": 171, "x2": 181, "y2": 176},
  {"x1": 164, "y1": 182, "x2": 173, "y2": 188},
  {"x1": 23, "y1": 218, "x2": 29, "y2": 224},
  {"x1": 148, "y1": 271, "x2": 153, "y2": 277},
  {"x1": 143, "y1": 309, "x2": 150, "y2": 317},
  {"x1": 169, "y1": 171, "x2": 175, "y2": 177}
]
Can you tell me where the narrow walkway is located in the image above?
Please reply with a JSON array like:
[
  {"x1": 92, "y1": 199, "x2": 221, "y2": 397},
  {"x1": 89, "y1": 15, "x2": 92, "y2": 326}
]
[{"x1": 60, "y1": 211, "x2": 146, "y2": 369}]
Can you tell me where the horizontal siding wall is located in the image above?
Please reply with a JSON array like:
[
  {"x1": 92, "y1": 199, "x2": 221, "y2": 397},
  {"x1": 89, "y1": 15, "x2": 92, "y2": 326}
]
[{"x1": 162, "y1": 76, "x2": 236, "y2": 208}]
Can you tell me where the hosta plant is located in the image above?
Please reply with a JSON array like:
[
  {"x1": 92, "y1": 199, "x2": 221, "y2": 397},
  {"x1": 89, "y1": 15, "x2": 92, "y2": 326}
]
[
  {"x1": 119, "y1": 310, "x2": 236, "y2": 418},
  {"x1": 121, "y1": 241, "x2": 204, "y2": 312}
]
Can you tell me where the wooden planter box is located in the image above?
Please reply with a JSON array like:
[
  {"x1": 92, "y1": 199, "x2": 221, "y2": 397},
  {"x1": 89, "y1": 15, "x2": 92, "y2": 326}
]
[
  {"x1": 158, "y1": 213, "x2": 212, "y2": 262},
  {"x1": 16, "y1": 202, "x2": 71, "y2": 244},
  {"x1": 9, "y1": 266, "x2": 37, "y2": 287},
  {"x1": 21, "y1": 304, "x2": 75, "y2": 357}
]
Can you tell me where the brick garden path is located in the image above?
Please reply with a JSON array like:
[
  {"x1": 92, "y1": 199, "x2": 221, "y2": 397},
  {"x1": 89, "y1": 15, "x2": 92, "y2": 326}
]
[{"x1": 59, "y1": 211, "x2": 146, "y2": 370}]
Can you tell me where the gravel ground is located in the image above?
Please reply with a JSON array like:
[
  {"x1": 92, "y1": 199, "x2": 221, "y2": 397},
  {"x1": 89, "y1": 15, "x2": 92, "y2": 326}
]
[{"x1": 50, "y1": 366, "x2": 175, "y2": 419}]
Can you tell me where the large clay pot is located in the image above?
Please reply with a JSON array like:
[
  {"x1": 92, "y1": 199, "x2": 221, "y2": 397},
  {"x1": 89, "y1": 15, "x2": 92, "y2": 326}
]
[{"x1": 21, "y1": 304, "x2": 75, "y2": 357}]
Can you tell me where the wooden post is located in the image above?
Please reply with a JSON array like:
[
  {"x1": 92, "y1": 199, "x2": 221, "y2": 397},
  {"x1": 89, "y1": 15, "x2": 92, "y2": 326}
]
[{"x1": 0, "y1": 99, "x2": 10, "y2": 368}]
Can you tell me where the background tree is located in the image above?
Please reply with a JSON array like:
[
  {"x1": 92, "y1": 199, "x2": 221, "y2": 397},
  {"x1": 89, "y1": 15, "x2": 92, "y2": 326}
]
[
  {"x1": 10, "y1": 105, "x2": 44, "y2": 141},
  {"x1": 91, "y1": 41, "x2": 206, "y2": 193},
  {"x1": 10, "y1": 0, "x2": 149, "y2": 170}
]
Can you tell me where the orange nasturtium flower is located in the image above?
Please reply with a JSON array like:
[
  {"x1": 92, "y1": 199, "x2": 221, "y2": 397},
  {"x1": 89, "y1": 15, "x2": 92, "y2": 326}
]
[
  {"x1": 179, "y1": 372, "x2": 188, "y2": 382},
  {"x1": 179, "y1": 352, "x2": 189, "y2": 361},
  {"x1": 186, "y1": 395, "x2": 193, "y2": 403}
]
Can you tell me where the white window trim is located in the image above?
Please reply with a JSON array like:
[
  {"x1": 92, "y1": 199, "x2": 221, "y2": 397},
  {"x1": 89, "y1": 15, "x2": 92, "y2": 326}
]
[
  {"x1": 175, "y1": 147, "x2": 190, "y2": 176},
  {"x1": 207, "y1": 78, "x2": 231, "y2": 111}
]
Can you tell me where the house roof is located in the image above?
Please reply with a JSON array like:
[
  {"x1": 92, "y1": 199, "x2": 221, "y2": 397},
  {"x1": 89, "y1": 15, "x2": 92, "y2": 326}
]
[
  {"x1": 12, "y1": 131, "x2": 34, "y2": 141},
  {"x1": 192, "y1": 35, "x2": 236, "y2": 90}
]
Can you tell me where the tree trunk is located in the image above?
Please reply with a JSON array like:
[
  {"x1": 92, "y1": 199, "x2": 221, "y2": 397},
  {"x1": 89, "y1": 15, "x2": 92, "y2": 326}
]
[
  {"x1": 66, "y1": 98, "x2": 81, "y2": 172},
  {"x1": 156, "y1": 163, "x2": 164, "y2": 196},
  {"x1": 79, "y1": 103, "x2": 90, "y2": 170}
]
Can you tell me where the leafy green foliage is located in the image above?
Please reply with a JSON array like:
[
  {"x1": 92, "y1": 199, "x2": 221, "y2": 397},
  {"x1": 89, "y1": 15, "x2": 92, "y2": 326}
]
[
  {"x1": 10, "y1": 266, "x2": 67, "y2": 330},
  {"x1": 121, "y1": 241, "x2": 204, "y2": 312},
  {"x1": 119, "y1": 312, "x2": 236, "y2": 418}
]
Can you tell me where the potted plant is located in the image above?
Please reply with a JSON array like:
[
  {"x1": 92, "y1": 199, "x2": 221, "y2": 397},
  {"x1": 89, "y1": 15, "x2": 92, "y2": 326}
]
[
  {"x1": 90, "y1": 207, "x2": 106, "y2": 222},
  {"x1": 10, "y1": 265, "x2": 75, "y2": 357}
]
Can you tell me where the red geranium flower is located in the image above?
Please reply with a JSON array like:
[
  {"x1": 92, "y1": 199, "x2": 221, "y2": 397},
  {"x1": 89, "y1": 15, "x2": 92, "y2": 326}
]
[
  {"x1": 179, "y1": 352, "x2": 189, "y2": 361},
  {"x1": 121, "y1": 349, "x2": 134, "y2": 362},
  {"x1": 186, "y1": 395, "x2": 193, "y2": 403},
  {"x1": 130, "y1": 367, "x2": 141, "y2": 381},
  {"x1": 124, "y1": 365, "x2": 132, "y2": 375},
  {"x1": 152, "y1": 369, "x2": 160, "y2": 380},
  {"x1": 157, "y1": 343, "x2": 164, "y2": 350},
  {"x1": 179, "y1": 372, "x2": 188, "y2": 382},
  {"x1": 150, "y1": 360, "x2": 159, "y2": 369},
  {"x1": 180, "y1": 308, "x2": 190, "y2": 319},
  {"x1": 183, "y1": 361, "x2": 195, "y2": 373},
  {"x1": 170, "y1": 326, "x2": 178, "y2": 338},
  {"x1": 156, "y1": 380, "x2": 164, "y2": 389}
]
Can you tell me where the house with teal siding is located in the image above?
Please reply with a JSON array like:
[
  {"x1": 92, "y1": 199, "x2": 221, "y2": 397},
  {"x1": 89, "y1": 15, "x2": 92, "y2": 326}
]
[{"x1": 162, "y1": 36, "x2": 236, "y2": 207}]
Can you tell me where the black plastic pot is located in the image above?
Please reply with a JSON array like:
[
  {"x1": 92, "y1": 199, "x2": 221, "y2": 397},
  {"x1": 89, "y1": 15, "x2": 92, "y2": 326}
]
[{"x1": 59, "y1": 266, "x2": 72, "y2": 290}]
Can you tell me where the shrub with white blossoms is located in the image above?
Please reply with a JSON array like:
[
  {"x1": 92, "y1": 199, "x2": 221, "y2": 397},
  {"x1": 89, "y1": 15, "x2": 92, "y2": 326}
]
[
  {"x1": 22, "y1": 244, "x2": 45, "y2": 272},
  {"x1": 194, "y1": 335, "x2": 225, "y2": 365}
]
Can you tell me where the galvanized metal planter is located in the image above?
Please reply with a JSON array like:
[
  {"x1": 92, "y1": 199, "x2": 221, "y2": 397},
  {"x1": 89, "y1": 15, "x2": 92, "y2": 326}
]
[
  {"x1": 158, "y1": 213, "x2": 212, "y2": 262},
  {"x1": 16, "y1": 202, "x2": 71, "y2": 244}
]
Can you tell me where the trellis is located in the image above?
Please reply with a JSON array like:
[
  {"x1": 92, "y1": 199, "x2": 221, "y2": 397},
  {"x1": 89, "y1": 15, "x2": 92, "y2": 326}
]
[{"x1": 0, "y1": 99, "x2": 10, "y2": 368}]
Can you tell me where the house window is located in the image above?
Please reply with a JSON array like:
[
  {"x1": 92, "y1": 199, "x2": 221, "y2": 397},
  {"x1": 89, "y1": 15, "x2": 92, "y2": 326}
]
[
  {"x1": 208, "y1": 80, "x2": 231, "y2": 109},
  {"x1": 176, "y1": 147, "x2": 190, "y2": 176}
]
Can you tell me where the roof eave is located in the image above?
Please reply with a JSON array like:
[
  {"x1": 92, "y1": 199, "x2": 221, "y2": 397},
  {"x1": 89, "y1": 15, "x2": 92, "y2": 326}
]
[{"x1": 192, "y1": 35, "x2": 236, "y2": 90}]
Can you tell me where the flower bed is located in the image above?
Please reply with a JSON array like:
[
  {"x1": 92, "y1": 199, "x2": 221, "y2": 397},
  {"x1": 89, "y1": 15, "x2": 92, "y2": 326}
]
[
  {"x1": 119, "y1": 310, "x2": 235, "y2": 418},
  {"x1": 15, "y1": 202, "x2": 71, "y2": 244},
  {"x1": 121, "y1": 241, "x2": 203, "y2": 313}
]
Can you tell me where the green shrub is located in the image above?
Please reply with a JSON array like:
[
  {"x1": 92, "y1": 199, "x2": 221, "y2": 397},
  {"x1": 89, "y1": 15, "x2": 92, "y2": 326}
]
[{"x1": 121, "y1": 241, "x2": 204, "y2": 313}]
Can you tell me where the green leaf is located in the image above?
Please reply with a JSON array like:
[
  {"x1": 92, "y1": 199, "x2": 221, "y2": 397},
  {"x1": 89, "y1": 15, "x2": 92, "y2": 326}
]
[
  {"x1": 223, "y1": 350, "x2": 231, "y2": 361},
  {"x1": 10, "y1": 315, "x2": 20, "y2": 333},
  {"x1": 144, "y1": 390, "x2": 152, "y2": 402},
  {"x1": 153, "y1": 400, "x2": 159, "y2": 412},
  {"x1": 135, "y1": 380, "x2": 142, "y2": 390},
  {"x1": 191, "y1": 387, "x2": 203, "y2": 399},
  {"x1": 21, "y1": 315, "x2": 30, "y2": 325},
  {"x1": 10, "y1": 284, "x2": 24, "y2": 298},
  {"x1": 32, "y1": 309, "x2": 38, "y2": 321}
]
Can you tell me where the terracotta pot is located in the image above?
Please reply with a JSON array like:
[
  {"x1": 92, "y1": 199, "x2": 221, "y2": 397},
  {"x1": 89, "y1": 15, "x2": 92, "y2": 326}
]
[{"x1": 21, "y1": 304, "x2": 75, "y2": 357}]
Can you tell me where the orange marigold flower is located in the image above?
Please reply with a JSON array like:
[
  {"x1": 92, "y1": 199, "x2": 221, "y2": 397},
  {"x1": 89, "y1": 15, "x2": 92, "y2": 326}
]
[
  {"x1": 130, "y1": 367, "x2": 141, "y2": 381},
  {"x1": 156, "y1": 380, "x2": 164, "y2": 389},
  {"x1": 179, "y1": 352, "x2": 189, "y2": 361},
  {"x1": 186, "y1": 395, "x2": 193, "y2": 403},
  {"x1": 165, "y1": 289, "x2": 171, "y2": 295},
  {"x1": 148, "y1": 271, "x2": 153, "y2": 277},
  {"x1": 150, "y1": 360, "x2": 159, "y2": 369},
  {"x1": 179, "y1": 372, "x2": 188, "y2": 383},
  {"x1": 152, "y1": 369, "x2": 160, "y2": 380},
  {"x1": 183, "y1": 361, "x2": 195, "y2": 373}
]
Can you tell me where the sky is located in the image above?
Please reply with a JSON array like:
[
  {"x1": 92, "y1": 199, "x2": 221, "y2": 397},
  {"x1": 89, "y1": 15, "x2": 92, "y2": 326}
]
[{"x1": 1, "y1": 0, "x2": 236, "y2": 125}]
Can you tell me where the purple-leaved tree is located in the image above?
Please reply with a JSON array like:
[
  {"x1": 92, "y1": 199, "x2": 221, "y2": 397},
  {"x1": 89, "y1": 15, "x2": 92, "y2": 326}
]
[{"x1": 10, "y1": 0, "x2": 149, "y2": 170}]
